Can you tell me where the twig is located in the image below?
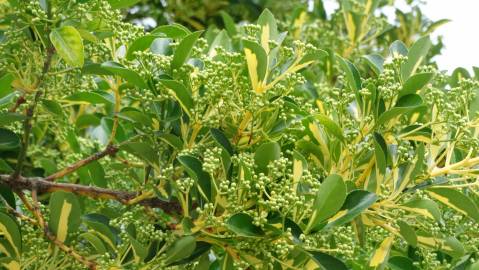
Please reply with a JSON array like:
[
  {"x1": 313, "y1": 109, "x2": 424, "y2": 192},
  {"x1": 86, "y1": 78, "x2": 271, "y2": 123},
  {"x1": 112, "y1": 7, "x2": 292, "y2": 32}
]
[
  {"x1": 11, "y1": 46, "x2": 54, "y2": 179},
  {"x1": 0, "y1": 174, "x2": 181, "y2": 214},
  {"x1": 45, "y1": 144, "x2": 118, "y2": 181}
]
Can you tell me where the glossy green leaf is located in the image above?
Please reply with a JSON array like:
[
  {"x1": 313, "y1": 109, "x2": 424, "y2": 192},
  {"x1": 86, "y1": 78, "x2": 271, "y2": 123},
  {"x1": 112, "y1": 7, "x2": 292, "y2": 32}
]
[
  {"x1": 41, "y1": 99, "x2": 64, "y2": 117},
  {"x1": 226, "y1": 213, "x2": 264, "y2": 237},
  {"x1": 388, "y1": 256, "x2": 419, "y2": 270},
  {"x1": 48, "y1": 192, "x2": 81, "y2": 243},
  {"x1": 0, "y1": 113, "x2": 25, "y2": 126},
  {"x1": 397, "y1": 220, "x2": 417, "y2": 246},
  {"x1": 79, "y1": 232, "x2": 108, "y2": 254},
  {"x1": 323, "y1": 190, "x2": 377, "y2": 230},
  {"x1": 64, "y1": 91, "x2": 113, "y2": 105},
  {"x1": 220, "y1": 11, "x2": 237, "y2": 37},
  {"x1": 309, "y1": 250, "x2": 348, "y2": 270},
  {"x1": 400, "y1": 72, "x2": 433, "y2": 98},
  {"x1": 210, "y1": 128, "x2": 233, "y2": 155},
  {"x1": 101, "y1": 61, "x2": 147, "y2": 89},
  {"x1": 306, "y1": 174, "x2": 347, "y2": 233},
  {"x1": 337, "y1": 56, "x2": 361, "y2": 91},
  {"x1": 164, "y1": 236, "x2": 196, "y2": 265},
  {"x1": 177, "y1": 155, "x2": 212, "y2": 200},
  {"x1": 314, "y1": 114, "x2": 344, "y2": 141},
  {"x1": 402, "y1": 198, "x2": 442, "y2": 221},
  {"x1": 254, "y1": 141, "x2": 281, "y2": 172},
  {"x1": 362, "y1": 54, "x2": 384, "y2": 75},
  {"x1": 0, "y1": 73, "x2": 14, "y2": 98},
  {"x1": 159, "y1": 79, "x2": 193, "y2": 116},
  {"x1": 171, "y1": 31, "x2": 203, "y2": 70},
  {"x1": 107, "y1": 0, "x2": 140, "y2": 9},
  {"x1": 0, "y1": 128, "x2": 20, "y2": 151},
  {"x1": 151, "y1": 24, "x2": 191, "y2": 39},
  {"x1": 389, "y1": 40, "x2": 408, "y2": 58},
  {"x1": 243, "y1": 40, "x2": 268, "y2": 93},
  {"x1": 0, "y1": 212, "x2": 21, "y2": 257},
  {"x1": 373, "y1": 132, "x2": 388, "y2": 176},
  {"x1": 426, "y1": 188, "x2": 479, "y2": 222},
  {"x1": 376, "y1": 94, "x2": 424, "y2": 126},
  {"x1": 121, "y1": 142, "x2": 159, "y2": 165},
  {"x1": 401, "y1": 36, "x2": 432, "y2": 81},
  {"x1": 126, "y1": 34, "x2": 161, "y2": 60},
  {"x1": 50, "y1": 26, "x2": 84, "y2": 67}
]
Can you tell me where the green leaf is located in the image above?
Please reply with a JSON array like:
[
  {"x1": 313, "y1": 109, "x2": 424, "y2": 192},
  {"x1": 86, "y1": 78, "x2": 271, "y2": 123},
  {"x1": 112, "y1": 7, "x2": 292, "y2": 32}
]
[
  {"x1": 257, "y1": 8, "x2": 278, "y2": 51},
  {"x1": 107, "y1": 0, "x2": 140, "y2": 9},
  {"x1": 169, "y1": 241, "x2": 211, "y2": 266},
  {"x1": 400, "y1": 72, "x2": 433, "y2": 98},
  {"x1": 164, "y1": 236, "x2": 196, "y2": 265},
  {"x1": 0, "y1": 73, "x2": 14, "y2": 98},
  {"x1": 376, "y1": 94, "x2": 424, "y2": 126},
  {"x1": 41, "y1": 99, "x2": 64, "y2": 117},
  {"x1": 416, "y1": 233, "x2": 465, "y2": 258},
  {"x1": 401, "y1": 36, "x2": 432, "y2": 81},
  {"x1": 397, "y1": 220, "x2": 417, "y2": 246},
  {"x1": 0, "y1": 113, "x2": 25, "y2": 126},
  {"x1": 254, "y1": 141, "x2": 281, "y2": 173},
  {"x1": 426, "y1": 188, "x2": 479, "y2": 222},
  {"x1": 50, "y1": 26, "x2": 84, "y2": 67},
  {"x1": 243, "y1": 40, "x2": 268, "y2": 93},
  {"x1": 402, "y1": 198, "x2": 442, "y2": 221},
  {"x1": 151, "y1": 24, "x2": 191, "y2": 39},
  {"x1": 0, "y1": 128, "x2": 20, "y2": 151},
  {"x1": 314, "y1": 114, "x2": 344, "y2": 141},
  {"x1": 177, "y1": 155, "x2": 212, "y2": 200},
  {"x1": 337, "y1": 56, "x2": 361, "y2": 91},
  {"x1": 171, "y1": 31, "x2": 203, "y2": 70},
  {"x1": 126, "y1": 34, "x2": 161, "y2": 60},
  {"x1": 389, "y1": 40, "x2": 408, "y2": 58},
  {"x1": 159, "y1": 79, "x2": 193, "y2": 116},
  {"x1": 64, "y1": 91, "x2": 113, "y2": 105},
  {"x1": 79, "y1": 232, "x2": 108, "y2": 254},
  {"x1": 220, "y1": 11, "x2": 237, "y2": 37},
  {"x1": 157, "y1": 133, "x2": 183, "y2": 150},
  {"x1": 101, "y1": 61, "x2": 147, "y2": 89},
  {"x1": 208, "y1": 30, "x2": 231, "y2": 57},
  {"x1": 48, "y1": 192, "x2": 81, "y2": 243},
  {"x1": 128, "y1": 234, "x2": 148, "y2": 263},
  {"x1": 210, "y1": 128, "x2": 233, "y2": 155},
  {"x1": 369, "y1": 236, "x2": 394, "y2": 268},
  {"x1": 362, "y1": 54, "x2": 384, "y2": 75},
  {"x1": 306, "y1": 174, "x2": 347, "y2": 233},
  {"x1": 373, "y1": 132, "x2": 388, "y2": 176},
  {"x1": 0, "y1": 257, "x2": 20, "y2": 270},
  {"x1": 0, "y1": 212, "x2": 22, "y2": 257},
  {"x1": 388, "y1": 256, "x2": 419, "y2": 270},
  {"x1": 121, "y1": 142, "x2": 159, "y2": 166},
  {"x1": 0, "y1": 184, "x2": 15, "y2": 208},
  {"x1": 226, "y1": 213, "x2": 264, "y2": 237},
  {"x1": 323, "y1": 190, "x2": 377, "y2": 230},
  {"x1": 309, "y1": 250, "x2": 348, "y2": 270}
]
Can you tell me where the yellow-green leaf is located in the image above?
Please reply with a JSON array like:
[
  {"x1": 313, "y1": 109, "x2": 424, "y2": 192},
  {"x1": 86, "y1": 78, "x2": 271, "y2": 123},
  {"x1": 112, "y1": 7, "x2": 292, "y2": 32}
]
[
  {"x1": 50, "y1": 26, "x2": 84, "y2": 67},
  {"x1": 48, "y1": 191, "x2": 81, "y2": 243}
]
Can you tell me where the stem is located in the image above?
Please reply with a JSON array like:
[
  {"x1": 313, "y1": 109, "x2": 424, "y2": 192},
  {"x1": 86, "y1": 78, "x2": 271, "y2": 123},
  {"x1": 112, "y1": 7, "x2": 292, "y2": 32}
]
[
  {"x1": 0, "y1": 174, "x2": 182, "y2": 214},
  {"x1": 45, "y1": 144, "x2": 118, "y2": 182},
  {"x1": 11, "y1": 46, "x2": 54, "y2": 179}
]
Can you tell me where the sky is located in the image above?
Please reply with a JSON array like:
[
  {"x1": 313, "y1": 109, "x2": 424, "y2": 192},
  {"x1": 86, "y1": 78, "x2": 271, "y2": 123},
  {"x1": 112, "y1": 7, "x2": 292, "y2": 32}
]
[{"x1": 323, "y1": 0, "x2": 479, "y2": 73}]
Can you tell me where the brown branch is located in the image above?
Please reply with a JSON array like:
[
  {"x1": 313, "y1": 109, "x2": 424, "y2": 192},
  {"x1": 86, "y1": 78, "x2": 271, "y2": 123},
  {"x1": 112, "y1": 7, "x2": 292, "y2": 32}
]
[
  {"x1": 45, "y1": 144, "x2": 119, "y2": 182},
  {"x1": 1, "y1": 175, "x2": 181, "y2": 214}
]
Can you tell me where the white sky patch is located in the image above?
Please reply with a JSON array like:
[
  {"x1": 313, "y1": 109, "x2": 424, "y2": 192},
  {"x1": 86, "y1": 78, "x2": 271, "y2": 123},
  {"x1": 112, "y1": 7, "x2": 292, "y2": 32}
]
[{"x1": 323, "y1": 0, "x2": 479, "y2": 73}]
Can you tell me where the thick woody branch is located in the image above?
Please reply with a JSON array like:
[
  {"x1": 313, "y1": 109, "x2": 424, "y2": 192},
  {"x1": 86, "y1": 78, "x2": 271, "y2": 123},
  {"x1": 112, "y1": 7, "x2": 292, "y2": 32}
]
[{"x1": 1, "y1": 175, "x2": 181, "y2": 214}]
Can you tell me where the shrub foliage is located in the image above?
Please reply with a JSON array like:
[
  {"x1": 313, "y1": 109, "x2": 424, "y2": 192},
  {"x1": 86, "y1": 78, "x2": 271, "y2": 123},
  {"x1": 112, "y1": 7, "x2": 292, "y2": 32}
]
[{"x1": 0, "y1": 0, "x2": 479, "y2": 269}]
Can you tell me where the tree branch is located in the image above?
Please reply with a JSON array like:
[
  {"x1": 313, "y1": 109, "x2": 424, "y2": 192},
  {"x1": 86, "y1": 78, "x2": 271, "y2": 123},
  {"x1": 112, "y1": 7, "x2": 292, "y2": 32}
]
[
  {"x1": 44, "y1": 144, "x2": 119, "y2": 181},
  {"x1": 1, "y1": 175, "x2": 181, "y2": 214}
]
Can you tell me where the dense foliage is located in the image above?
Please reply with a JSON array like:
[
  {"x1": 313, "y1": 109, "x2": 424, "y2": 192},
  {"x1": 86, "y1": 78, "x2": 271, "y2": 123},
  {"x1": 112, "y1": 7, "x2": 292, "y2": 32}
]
[{"x1": 1, "y1": 0, "x2": 479, "y2": 269}]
